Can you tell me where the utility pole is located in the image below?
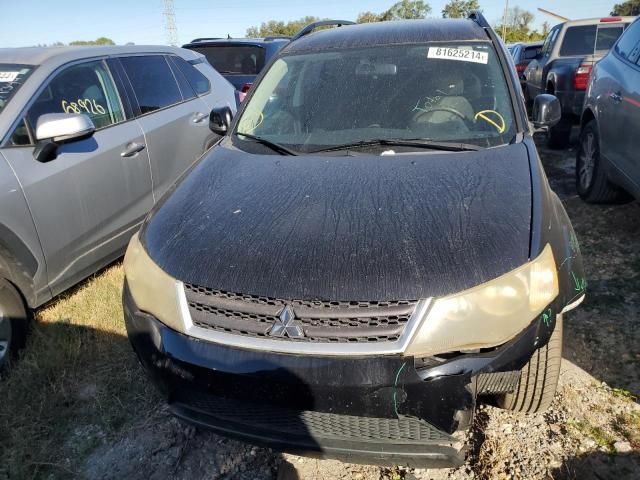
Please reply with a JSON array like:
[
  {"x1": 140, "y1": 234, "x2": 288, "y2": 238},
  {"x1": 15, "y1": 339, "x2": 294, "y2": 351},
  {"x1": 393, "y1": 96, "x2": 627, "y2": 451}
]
[
  {"x1": 163, "y1": 0, "x2": 179, "y2": 46},
  {"x1": 502, "y1": 0, "x2": 509, "y2": 40}
]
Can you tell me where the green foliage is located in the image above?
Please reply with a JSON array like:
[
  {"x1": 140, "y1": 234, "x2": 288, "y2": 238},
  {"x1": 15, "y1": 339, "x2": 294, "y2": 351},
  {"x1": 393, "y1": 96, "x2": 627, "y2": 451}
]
[
  {"x1": 381, "y1": 0, "x2": 432, "y2": 21},
  {"x1": 68, "y1": 37, "x2": 115, "y2": 46},
  {"x1": 246, "y1": 16, "x2": 321, "y2": 38},
  {"x1": 611, "y1": 0, "x2": 640, "y2": 15},
  {"x1": 495, "y1": 7, "x2": 547, "y2": 43},
  {"x1": 245, "y1": 0, "x2": 432, "y2": 34},
  {"x1": 442, "y1": 0, "x2": 480, "y2": 19}
]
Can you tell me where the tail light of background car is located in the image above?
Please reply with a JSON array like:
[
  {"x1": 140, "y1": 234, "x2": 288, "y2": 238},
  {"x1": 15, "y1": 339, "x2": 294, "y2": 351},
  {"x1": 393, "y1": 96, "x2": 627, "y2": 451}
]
[
  {"x1": 238, "y1": 83, "x2": 253, "y2": 103},
  {"x1": 515, "y1": 63, "x2": 528, "y2": 75},
  {"x1": 574, "y1": 63, "x2": 593, "y2": 90}
]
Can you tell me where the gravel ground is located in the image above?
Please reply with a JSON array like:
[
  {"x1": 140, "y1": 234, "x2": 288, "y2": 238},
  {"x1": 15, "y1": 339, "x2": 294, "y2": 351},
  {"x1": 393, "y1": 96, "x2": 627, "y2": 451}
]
[{"x1": 79, "y1": 135, "x2": 640, "y2": 480}]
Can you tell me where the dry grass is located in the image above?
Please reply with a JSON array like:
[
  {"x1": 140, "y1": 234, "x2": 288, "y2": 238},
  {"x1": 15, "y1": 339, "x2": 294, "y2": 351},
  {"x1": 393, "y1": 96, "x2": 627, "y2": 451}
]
[{"x1": 0, "y1": 263, "x2": 159, "y2": 479}]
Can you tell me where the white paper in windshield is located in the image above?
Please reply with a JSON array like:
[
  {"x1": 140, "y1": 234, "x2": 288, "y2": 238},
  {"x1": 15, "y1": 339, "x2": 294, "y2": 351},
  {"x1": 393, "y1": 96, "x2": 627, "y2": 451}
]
[
  {"x1": 0, "y1": 72, "x2": 19, "y2": 82},
  {"x1": 427, "y1": 47, "x2": 488, "y2": 65}
]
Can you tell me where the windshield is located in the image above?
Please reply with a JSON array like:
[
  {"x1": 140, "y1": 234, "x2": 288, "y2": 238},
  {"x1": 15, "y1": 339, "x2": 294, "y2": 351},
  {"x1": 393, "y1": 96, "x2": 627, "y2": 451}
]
[
  {"x1": 0, "y1": 64, "x2": 33, "y2": 116},
  {"x1": 235, "y1": 42, "x2": 516, "y2": 154}
]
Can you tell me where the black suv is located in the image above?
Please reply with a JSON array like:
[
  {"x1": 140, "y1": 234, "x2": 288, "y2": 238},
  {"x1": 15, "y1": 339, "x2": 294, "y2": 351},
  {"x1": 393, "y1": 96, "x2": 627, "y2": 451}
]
[
  {"x1": 124, "y1": 15, "x2": 585, "y2": 467},
  {"x1": 182, "y1": 36, "x2": 290, "y2": 98}
]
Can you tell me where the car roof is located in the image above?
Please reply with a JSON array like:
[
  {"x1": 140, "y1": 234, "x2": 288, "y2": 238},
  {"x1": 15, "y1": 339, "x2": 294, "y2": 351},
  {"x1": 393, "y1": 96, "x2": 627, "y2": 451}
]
[
  {"x1": 0, "y1": 45, "x2": 200, "y2": 67},
  {"x1": 561, "y1": 16, "x2": 636, "y2": 27},
  {"x1": 183, "y1": 37, "x2": 290, "y2": 47},
  {"x1": 284, "y1": 18, "x2": 489, "y2": 53}
]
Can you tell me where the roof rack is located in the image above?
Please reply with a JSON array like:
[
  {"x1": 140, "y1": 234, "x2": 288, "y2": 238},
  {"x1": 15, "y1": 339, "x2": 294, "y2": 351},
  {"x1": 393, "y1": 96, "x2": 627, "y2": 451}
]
[
  {"x1": 189, "y1": 37, "x2": 223, "y2": 43},
  {"x1": 468, "y1": 11, "x2": 491, "y2": 29},
  {"x1": 264, "y1": 36, "x2": 291, "y2": 41},
  {"x1": 290, "y1": 20, "x2": 356, "y2": 42}
]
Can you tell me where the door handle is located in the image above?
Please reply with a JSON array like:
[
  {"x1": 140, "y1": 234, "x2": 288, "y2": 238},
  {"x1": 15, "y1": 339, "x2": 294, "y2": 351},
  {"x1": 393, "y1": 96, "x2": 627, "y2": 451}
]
[
  {"x1": 192, "y1": 112, "x2": 208, "y2": 123},
  {"x1": 609, "y1": 92, "x2": 623, "y2": 103},
  {"x1": 120, "y1": 142, "x2": 146, "y2": 157}
]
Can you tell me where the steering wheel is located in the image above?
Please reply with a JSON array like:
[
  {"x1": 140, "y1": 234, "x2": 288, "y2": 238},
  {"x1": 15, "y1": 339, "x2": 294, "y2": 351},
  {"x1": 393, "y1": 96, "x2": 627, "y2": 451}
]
[{"x1": 417, "y1": 106, "x2": 467, "y2": 122}]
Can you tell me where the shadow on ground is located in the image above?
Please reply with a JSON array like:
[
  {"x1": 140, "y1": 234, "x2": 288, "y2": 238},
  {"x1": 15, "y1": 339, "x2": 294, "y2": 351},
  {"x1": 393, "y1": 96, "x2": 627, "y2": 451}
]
[{"x1": 551, "y1": 451, "x2": 640, "y2": 479}]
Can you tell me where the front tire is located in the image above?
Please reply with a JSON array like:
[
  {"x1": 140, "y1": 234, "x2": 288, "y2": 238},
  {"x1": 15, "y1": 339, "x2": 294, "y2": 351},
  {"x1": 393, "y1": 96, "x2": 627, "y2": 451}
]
[
  {"x1": 576, "y1": 120, "x2": 628, "y2": 203},
  {"x1": 495, "y1": 314, "x2": 563, "y2": 413},
  {"x1": 0, "y1": 279, "x2": 28, "y2": 371}
]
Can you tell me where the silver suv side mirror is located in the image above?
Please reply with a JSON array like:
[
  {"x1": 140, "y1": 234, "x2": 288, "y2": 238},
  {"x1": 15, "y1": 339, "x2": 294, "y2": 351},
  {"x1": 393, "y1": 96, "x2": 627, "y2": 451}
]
[
  {"x1": 532, "y1": 94, "x2": 561, "y2": 132},
  {"x1": 33, "y1": 113, "x2": 95, "y2": 163}
]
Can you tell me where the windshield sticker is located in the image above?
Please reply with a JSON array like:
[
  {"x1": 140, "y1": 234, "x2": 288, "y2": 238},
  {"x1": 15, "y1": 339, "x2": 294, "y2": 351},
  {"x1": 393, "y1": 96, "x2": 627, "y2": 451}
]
[
  {"x1": 0, "y1": 72, "x2": 20, "y2": 83},
  {"x1": 427, "y1": 47, "x2": 488, "y2": 64}
]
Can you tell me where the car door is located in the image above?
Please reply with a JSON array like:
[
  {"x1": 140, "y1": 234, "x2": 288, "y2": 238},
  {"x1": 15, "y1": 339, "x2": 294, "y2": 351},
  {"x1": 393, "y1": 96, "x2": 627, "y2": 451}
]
[
  {"x1": 613, "y1": 22, "x2": 640, "y2": 185},
  {"x1": 527, "y1": 26, "x2": 560, "y2": 97},
  {"x1": 118, "y1": 55, "x2": 212, "y2": 201},
  {"x1": 0, "y1": 58, "x2": 153, "y2": 296}
]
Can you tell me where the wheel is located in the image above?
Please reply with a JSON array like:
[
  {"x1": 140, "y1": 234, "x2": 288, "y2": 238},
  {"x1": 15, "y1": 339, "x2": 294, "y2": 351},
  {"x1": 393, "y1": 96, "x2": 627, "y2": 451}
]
[
  {"x1": 547, "y1": 117, "x2": 572, "y2": 149},
  {"x1": 576, "y1": 120, "x2": 629, "y2": 203},
  {"x1": 495, "y1": 314, "x2": 563, "y2": 413},
  {"x1": 0, "y1": 279, "x2": 28, "y2": 371}
]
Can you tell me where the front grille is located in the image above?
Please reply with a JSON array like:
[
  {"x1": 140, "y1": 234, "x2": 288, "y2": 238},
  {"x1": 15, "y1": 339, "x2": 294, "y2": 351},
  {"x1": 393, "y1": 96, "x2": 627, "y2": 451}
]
[
  {"x1": 184, "y1": 283, "x2": 417, "y2": 343},
  {"x1": 173, "y1": 391, "x2": 452, "y2": 444}
]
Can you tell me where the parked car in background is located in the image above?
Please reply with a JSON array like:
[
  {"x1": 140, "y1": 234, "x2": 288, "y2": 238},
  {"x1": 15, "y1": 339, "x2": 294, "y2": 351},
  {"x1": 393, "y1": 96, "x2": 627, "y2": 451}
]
[
  {"x1": 0, "y1": 45, "x2": 236, "y2": 369},
  {"x1": 508, "y1": 41, "x2": 543, "y2": 87},
  {"x1": 524, "y1": 16, "x2": 634, "y2": 148},
  {"x1": 577, "y1": 17, "x2": 640, "y2": 203},
  {"x1": 182, "y1": 37, "x2": 290, "y2": 101},
  {"x1": 124, "y1": 15, "x2": 585, "y2": 467}
]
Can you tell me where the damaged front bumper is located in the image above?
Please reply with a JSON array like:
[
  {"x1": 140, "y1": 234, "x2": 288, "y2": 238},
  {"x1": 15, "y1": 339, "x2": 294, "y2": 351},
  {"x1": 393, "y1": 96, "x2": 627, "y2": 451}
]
[{"x1": 123, "y1": 283, "x2": 551, "y2": 467}]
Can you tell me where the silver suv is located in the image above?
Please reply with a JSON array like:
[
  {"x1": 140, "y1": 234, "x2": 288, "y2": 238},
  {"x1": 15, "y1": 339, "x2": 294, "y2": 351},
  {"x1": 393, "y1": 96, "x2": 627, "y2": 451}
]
[{"x1": 0, "y1": 46, "x2": 236, "y2": 368}]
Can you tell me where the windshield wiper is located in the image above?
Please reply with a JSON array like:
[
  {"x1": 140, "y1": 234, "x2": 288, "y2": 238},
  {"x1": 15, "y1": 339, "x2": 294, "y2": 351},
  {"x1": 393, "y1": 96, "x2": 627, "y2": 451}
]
[
  {"x1": 236, "y1": 132, "x2": 299, "y2": 156},
  {"x1": 309, "y1": 138, "x2": 483, "y2": 154}
]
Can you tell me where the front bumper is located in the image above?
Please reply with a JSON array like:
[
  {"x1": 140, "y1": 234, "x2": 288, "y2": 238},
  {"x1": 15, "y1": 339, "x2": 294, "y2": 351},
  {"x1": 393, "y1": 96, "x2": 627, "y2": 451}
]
[{"x1": 123, "y1": 283, "x2": 552, "y2": 467}]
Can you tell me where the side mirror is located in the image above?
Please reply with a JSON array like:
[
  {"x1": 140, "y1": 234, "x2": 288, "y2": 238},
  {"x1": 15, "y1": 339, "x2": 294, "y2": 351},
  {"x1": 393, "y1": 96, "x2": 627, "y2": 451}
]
[
  {"x1": 532, "y1": 94, "x2": 561, "y2": 132},
  {"x1": 34, "y1": 113, "x2": 95, "y2": 163},
  {"x1": 209, "y1": 106, "x2": 233, "y2": 135}
]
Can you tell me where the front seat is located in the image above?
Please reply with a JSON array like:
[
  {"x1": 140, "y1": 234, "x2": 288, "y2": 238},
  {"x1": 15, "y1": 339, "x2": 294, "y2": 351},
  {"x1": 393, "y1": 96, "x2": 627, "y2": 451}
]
[{"x1": 412, "y1": 74, "x2": 474, "y2": 128}]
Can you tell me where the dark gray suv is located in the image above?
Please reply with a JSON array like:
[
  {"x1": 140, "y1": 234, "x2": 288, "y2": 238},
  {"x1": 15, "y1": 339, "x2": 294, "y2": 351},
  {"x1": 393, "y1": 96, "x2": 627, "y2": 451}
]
[
  {"x1": 0, "y1": 45, "x2": 236, "y2": 368},
  {"x1": 577, "y1": 17, "x2": 640, "y2": 202}
]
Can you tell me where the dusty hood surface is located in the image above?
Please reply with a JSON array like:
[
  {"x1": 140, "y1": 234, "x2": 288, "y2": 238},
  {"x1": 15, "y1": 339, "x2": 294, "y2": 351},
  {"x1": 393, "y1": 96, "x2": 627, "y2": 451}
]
[{"x1": 142, "y1": 143, "x2": 532, "y2": 301}]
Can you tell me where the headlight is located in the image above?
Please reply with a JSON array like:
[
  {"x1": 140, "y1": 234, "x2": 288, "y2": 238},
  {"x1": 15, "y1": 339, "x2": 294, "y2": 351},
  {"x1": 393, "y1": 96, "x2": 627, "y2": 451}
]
[
  {"x1": 123, "y1": 233, "x2": 184, "y2": 332},
  {"x1": 405, "y1": 244, "x2": 558, "y2": 357}
]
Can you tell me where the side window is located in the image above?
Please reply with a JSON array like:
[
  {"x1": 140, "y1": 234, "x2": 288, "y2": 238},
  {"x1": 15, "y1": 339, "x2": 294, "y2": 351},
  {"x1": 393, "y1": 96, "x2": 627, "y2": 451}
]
[
  {"x1": 26, "y1": 60, "x2": 124, "y2": 132},
  {"x1": 170, "y1": 56, "x2": 211, "y2": 96},
  {"x1": 8, "y1": 118, "x2": 32, "y2": 146},
  {"x1": 166, "y1": 56, "x2": 196, "y2": 101},
  {"x1": 615, "y1": 20, "x2": 640, "y2": 62},
  {"x1": 541, "y1": 28, "x2": 558, "y2": 57},
  {"x1": 120, "y1": 56, "x2": 182, "y2": 114}
]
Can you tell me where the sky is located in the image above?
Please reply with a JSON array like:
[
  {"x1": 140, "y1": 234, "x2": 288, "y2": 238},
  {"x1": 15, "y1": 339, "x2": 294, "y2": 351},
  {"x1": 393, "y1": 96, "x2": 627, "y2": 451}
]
[{"x1": 0, "y1": 0, "x2": 620, "y2": 48}]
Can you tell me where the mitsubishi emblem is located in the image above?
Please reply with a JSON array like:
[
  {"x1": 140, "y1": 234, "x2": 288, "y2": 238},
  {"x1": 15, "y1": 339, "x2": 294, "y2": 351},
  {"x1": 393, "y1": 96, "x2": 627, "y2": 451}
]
[{"x1": 269, "y1": 305, "x2": 304, "y2": 338}]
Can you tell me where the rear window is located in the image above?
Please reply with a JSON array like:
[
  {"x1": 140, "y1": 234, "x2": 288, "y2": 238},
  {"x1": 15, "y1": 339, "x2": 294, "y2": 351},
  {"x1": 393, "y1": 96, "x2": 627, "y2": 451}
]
[
  {"x1": 190, "y1": 45, "x2": 265, "y2": 75},
  {"x1": 523, "y1": 46, "x2": 541, "y2": 60},
  {"x1": 560, "y1": 24, "x2": 626, "y2": 56}
]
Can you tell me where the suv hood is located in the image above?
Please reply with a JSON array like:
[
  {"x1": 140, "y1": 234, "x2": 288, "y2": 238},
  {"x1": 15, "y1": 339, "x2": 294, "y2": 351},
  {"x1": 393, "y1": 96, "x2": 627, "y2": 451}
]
[{"x1": 142, "y1": 143, "x2": 532, "y2": 301}]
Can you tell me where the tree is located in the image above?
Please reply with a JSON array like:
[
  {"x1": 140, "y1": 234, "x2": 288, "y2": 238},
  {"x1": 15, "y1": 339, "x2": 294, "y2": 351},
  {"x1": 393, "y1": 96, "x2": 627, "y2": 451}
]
[
  {"x1": 246, "y1": 16, "x2": 321, "y2": 37},
  {"x1": 381, "y1": 0, "x2": 431, "y2": 21},
  {"x1": 356, "y1": 1, "x2": 431, "y2": 23},
  {"x1": 68, "y1": 37, "x2": 115, "y2": 46},
  {"x1": 611, "y1": 0, "x2": 640, "y2": 15},
  {"x1": 442, "y1": 0, "x2": 480, "y2": 19},
  {"x1": 494, "y1": 7, "x2": 543, "y2": 43},
  {"x1": 357, "y1": 11, "x2": 382, "y2": 23}
]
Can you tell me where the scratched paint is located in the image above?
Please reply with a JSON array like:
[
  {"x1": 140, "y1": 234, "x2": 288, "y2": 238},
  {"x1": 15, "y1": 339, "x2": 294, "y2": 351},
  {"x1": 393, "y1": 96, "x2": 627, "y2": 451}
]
[{"x1": 393, "y1": 362, "x2": 407, "y2": 417}]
